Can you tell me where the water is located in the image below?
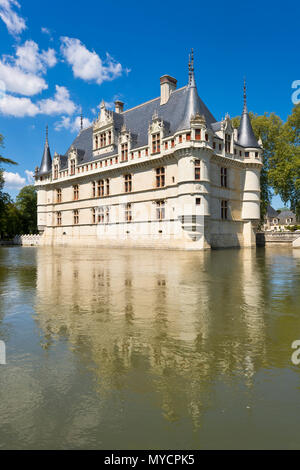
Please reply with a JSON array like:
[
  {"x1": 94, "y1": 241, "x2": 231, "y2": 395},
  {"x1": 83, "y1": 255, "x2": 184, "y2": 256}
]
[{"x1": 0, "y1": 246, "x2": 300, "y2": 450}]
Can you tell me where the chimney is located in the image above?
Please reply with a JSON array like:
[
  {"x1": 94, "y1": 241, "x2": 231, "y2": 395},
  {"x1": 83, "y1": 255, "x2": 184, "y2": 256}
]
[
  {"x1": 115, "y1": 100, "x2": 124, "y2": 113},
  {"x1": 160, "y1": 75, "x2": 177, "y2": 105}
]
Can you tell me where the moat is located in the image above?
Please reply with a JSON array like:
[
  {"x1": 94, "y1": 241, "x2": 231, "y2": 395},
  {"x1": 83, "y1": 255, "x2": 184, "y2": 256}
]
[{"x1": 0, "y1": 246, "x2": 300, "y2": 449}]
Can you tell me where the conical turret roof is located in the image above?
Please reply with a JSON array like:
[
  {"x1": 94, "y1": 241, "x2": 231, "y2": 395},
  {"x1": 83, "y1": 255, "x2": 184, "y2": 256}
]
[
  {"x1": 39, "y1": 126, "x2": 52, "y2": 175},
  {"x1": 237, "y1": 81, "x2": 260, "y2": 148},
  {"x1": 177, "y1": 49, "x2": 216, "y2": 131}
]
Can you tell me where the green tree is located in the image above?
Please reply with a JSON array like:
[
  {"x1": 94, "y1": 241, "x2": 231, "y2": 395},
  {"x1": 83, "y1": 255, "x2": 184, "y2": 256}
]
[
  {"x1": 0, "y1": 133, "x2": 17, "y2": 166},
  {"x1": 268, "y1": 104, "x2": 300, "y2": 217},
  {"x1": 16, "y1": 185, "x2": 38, "y2": 234}
]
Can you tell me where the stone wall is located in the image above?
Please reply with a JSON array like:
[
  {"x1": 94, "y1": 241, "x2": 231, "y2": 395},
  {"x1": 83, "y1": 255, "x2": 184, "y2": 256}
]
[
  {"x1": 257, "y1": 232, "x2": 300, "y2": 246},
  {"x1": 13, "y1": 235, "x2": 41, "y2": 246}
]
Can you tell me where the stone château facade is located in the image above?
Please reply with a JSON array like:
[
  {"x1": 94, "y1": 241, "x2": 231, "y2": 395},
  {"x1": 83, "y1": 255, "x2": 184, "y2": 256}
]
[{"x1": 34, "y1": 52, "x2": 263, "y2": 250}]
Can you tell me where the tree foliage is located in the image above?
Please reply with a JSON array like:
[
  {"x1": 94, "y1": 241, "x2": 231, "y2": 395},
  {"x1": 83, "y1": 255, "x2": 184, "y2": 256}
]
[
  {"x1": 16, "y1": 186, "x2": 38, "y2": 234},
  {"x1": 0, "y1": 133, "x2": 17, "y2": 166}
]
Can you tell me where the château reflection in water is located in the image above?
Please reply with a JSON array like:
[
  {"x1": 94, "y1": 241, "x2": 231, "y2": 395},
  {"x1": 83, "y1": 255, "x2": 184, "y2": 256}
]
[{"x1": 34, "y1": 246, "x2": 300, "y2": 431}]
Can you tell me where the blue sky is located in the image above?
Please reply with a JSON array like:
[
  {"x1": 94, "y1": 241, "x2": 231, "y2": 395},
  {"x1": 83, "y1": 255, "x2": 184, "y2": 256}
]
[{"x1": 0, "y1": 0, "x2": 299, "y2": 207}]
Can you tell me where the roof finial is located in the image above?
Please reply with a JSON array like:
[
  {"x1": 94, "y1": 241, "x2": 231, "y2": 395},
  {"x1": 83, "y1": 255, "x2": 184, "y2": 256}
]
[
  {"x1": 80, "y1": 107, "x2": 83, "y2": 131},
  {"x1": 189, "y1": 48, "x2": 195, "y2": 87},
  {"x1": 243, "y1": 77, "x2": 247, "y2": 111},
  {"x1": 46, "y1": 125, "x2": 48, "y2": 144}
]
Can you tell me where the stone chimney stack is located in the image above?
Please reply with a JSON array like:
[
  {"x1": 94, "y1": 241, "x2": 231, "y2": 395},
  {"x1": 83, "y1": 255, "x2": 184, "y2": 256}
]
[
  {"x1": 115, "y1": 100, "x2": 124, "y2": 113},
  {"x1": 160, "y1": 75, "x2": 177, "y2": 105}
]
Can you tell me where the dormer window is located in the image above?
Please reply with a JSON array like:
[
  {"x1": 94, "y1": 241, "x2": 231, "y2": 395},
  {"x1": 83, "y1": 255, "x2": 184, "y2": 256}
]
[
  {"x1": 121, "y1": 143, "x2": 128, "y2": 161},
  {"x1": 70, "y1": 160, "x2": 75, "y2": 176},
  {"x1": 195, "y1": 129, "x2": 201, "y2": 141},
  {"x1": 225, "y1": 134, "x2": 231, "y2": 153},
  {"x1": 152, "y1": 133, "x2": 160, "y2": 154},
  {"x1": 54, "y1": 164, "x2": 58, "y2": 179}
]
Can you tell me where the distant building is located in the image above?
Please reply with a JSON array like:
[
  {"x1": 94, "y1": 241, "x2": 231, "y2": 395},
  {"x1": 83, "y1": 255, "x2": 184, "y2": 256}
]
[
  {"x1": 264, "y1": 205, "x2": 299, "y2": 231},
  {"x1": 34, "y1": 52, "x2": 263, "y2": 250}
]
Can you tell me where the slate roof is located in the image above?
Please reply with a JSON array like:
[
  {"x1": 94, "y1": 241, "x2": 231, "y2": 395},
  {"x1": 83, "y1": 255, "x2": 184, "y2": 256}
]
[
  {"x1": 39, "y1": 73, "x2": 260, "y2": 173},
  {"x1": 266, "y1": 205, "x2": 279, "y2": 218},
  {"x1": 58, "y1": 83, "x2": 217, "y2": 170}
]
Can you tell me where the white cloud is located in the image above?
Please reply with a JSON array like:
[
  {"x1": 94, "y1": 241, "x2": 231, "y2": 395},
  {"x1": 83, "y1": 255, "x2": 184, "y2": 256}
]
[
  {"x1": 0, "y1": 0, "x2": 26, "y2": 36},
  {"x1": 0, "y1": 93, "x2": 39, "y2": 116},
  {"x1": 0, "y1": 40, "x2": 57, "y2": 97},
  {"x1": 55, "y1": 115, "x2": 92, "y2": 133},
  {"x1": 3, "y1": 171, "x2": 26, "y2": 189},
  {"x1": 60, "y1": 37, "x2": 124, "y2": 85},
  {"x1": 0, "y1": 85, "x2": 77, "y2": 117},
  {"x1": 25, "y1": 169, "x2": 34, "y2": 183},
  {"x1": 41, "y1": 26, "x2": 50, "y2": 35},
  {"x1": 0, "y1": 60, "x2": 48, "y2": 96},
  {"x1": 15, "y1": 40, "x2": 57, "y2": 74},
  {"x1": 38, "y1": 85, "x2": 77, "y2": 116}
]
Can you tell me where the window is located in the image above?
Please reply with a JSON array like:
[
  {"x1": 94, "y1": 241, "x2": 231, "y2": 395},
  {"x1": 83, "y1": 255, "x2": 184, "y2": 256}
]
[
  {"x1": 95, "y1": 135, "x2": 98, "y2": 148},
  {"x1": 145, "y1": 148, "x2": 149, "y2": 156},
  {"x1": 186, "y1": 133, "x2": 191, "y2": 141},
  {"x1": 106, "y1": 179, "x2": 110, "y2": 195},
  {"x1": 121, "y1": 143, "x2": 128, "y2": 161},
  {"x1": 73, "y1": 185, "x2": 79, "y2": 200},
  {"x1": 245, "y1": 151, "x2": 250, "y2": 158},
  {"x1": 73, "y1": 209, "x2": 79, "y2": 225},
  {"x1": 219, "y1": 144, "x2": 222, "y2": 151},
  {"x1": 124, "y1": 174, "x2": 132, "y2": 193},
  {"x1": 194, "y1": 160, "x2": 201, "y2": 180},
  {"x1": 225, "y1": 134, "x2": 231, "y2": 153},
  {"x1": 195, "y1": 129, "x2": 201, "y2": 141},
  {"x1": 156, "y1": 167, "x2": 165, "y2": 188},
  {"x1": 196, "y1": 198, "x2": 201, "y2": 205},
  {"x1": 56, "y1": 211, "x2": 62, "y2": 226},
  {"x1": 54, "y1": 164, "x2": 58, "y2": 179},
  {"x1": 221, "y1": 167, "x2": 228, "y2": 187},
  {"x1": 125, "y1": 203, "x2": 132, "y2": 222},
  {"x1": 98, "y1": 180, "x2": 104, "y2": 197},
  {"x1": 70, "y1": 160, "x2": 75, "y2": 176},
  {"x1": 179, "y1": 135, "x2": 183, "y2": 143},
  {"x1": 164, "y1": 141, "x2": 168, "y2": 150},
  {"x1": 213, "y1": 142, "x2": 216, "y2": 149},
  {"x1": 105, "y1": 206, "x2": 110, "y2": 223},
  {"x1": 98, "y1": 207, "x2": 104, "y2": 223},
  {"x1": 108, "y1": 130, "x2": 112, "y2": 145},
  {"x1": 156, "y1": 200, "x2": 165, "y2": 220},
  {"x1": 205, "y1": 133, "x2": 209, "y2": 142},
  {"x1": 255, "y1": 152, "x2": 259, "y2": 158},
  {"x1": 92, "y1": 182, "x2": 96, "y2": 198},
  {"x1": 221, "y1": 200, "x2": 228, "y2": 220},
  {"x1": 152, "y1": 133, "x2": 160, "y2": 154},
  {"x1": 92, "y1": 208, "x2": 96, "y2": 224},
  {"x1": 56, "y1": 188, "x2": 62, "y2": 203},
  {"x1": 171, "y1": 139, "x2": 175, "y2": 148},
  {"x1": 100, "y1": 133, "x2": 106, "y2": 147}
]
